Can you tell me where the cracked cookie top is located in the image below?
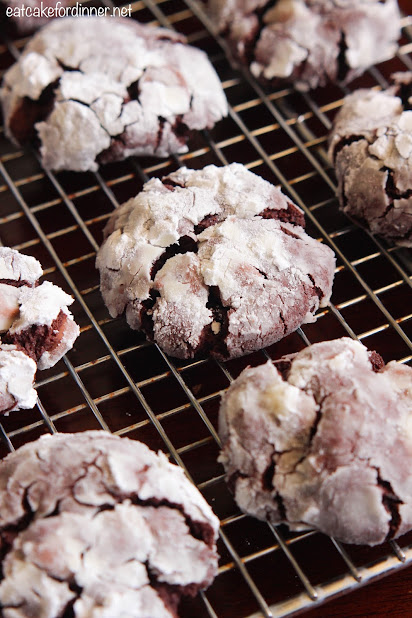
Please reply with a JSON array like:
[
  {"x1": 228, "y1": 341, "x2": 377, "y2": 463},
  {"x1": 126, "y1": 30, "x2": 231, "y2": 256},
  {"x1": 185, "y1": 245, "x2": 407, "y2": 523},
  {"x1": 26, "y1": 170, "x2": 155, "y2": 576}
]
[
  {"x1": 328, "y1": 72, "x2": 412, "y2": 246},
  {"x1": 207, "y1": 0, "x2": 401, "y2": 91},
  {"x1": 219, "y1": 337, "x2": 412, "y2": 545},
  {"x1": 0, "y1": 17, "x2": 228, "y2": 172},
  {"x1": 0, "y1": 431, "x2": 219, "y2": 618},
  {"x1": 0, "y1": 246, "x2": 79, "y2": 380},
  {"x1": 96, "y1": 163, "x2": 336, "y2": 360}
]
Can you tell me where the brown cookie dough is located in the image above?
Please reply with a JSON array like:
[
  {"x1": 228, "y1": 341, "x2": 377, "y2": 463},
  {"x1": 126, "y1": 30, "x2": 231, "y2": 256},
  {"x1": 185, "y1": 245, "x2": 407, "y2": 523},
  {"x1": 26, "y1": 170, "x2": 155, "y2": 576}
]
[
  {"x1": 0, "y1": 431, "x2": 219, "y2": 618},
  {"x1": 0, "y1": 17, "x2": 228, "y2": 172},
  {"x1": 328, "y1": 73, "x2": 412, "y2": 246},
  {"x1": 218, "y1": 337, "x2": 412, "y2": 545},
  {"x1": 208, "y1": 0, "x2": 401, "y2": 91},
  {"x1": 96, "y1": 163, "x2": 336, "y2": 360},
  {"x1": 0, "y1": 247, "x2": 79, "y2": 371}
]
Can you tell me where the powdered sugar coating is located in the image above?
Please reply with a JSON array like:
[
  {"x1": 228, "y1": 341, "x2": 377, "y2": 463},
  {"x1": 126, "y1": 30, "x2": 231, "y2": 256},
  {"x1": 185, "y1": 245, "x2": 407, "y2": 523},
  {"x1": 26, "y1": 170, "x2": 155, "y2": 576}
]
[
  {"x1": 219, "y1": 337, "x2": 412, "y2": 545},
  {"x1": 0, "y1": 246, "x2": 42, "y2": 285},
  {"x1": 0, "y1": 431, "x2": 219, "y2": 618},
  {"x1": 0, "y1": 247, "x2": 79, "y2": 371},
  {"x1": 97, "y1": 163, "x2": 335, "y2": 359},
  {"x1": 0, "y1": 17, "x2": 228, "y2": 172},
  {"x1": 208, "y1": 0, "x2": 400, "y2": 91},
  {"x1": 0, "y1": 344, "x2": 37, "y2": 413},
  {"x1": 9, "y1": 281, "x2": 74, "y2": 333},
  {"x1": 329, "y1": 74, "x2": 412, "y2": 246}
]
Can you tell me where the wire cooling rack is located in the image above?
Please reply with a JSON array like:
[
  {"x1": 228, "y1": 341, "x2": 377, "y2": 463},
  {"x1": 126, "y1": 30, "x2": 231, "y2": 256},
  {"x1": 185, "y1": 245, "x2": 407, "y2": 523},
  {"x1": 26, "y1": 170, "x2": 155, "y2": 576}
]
[{"x1": 0, "y1": 1, "x2": 411, "y2": 616}]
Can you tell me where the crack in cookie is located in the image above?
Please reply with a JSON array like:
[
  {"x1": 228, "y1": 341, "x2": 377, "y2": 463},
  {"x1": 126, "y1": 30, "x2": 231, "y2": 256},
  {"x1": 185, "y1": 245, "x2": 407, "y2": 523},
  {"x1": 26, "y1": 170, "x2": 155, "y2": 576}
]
[
  {"x1": 0, "y1": 432, "x2": 219, "y2": 618},
  {"x1": 260, "y1": 203, "x2": 305, "y2": 227},
  {"x1": 96, "y1": 163, "x2": 336, "y2": 360},
  {"x1": 207, "y1": 0, "x2": 401, "y2": 91},
  {"x1": 150, "y1": 236, "x2": 198, "y2": 280},
  {"x1": 336, "y1": 30, "x2": 350, "y2": 83},
  {"x1": 375, "y1": 469, "x2": 403, "y2": 541},
  {"x1": 218, "y1": 338, "x2": 412, "y2": 545},
  {"x1": 328, "y1": 72, "x2": 412, "y2": 246},
  {"x1": 7, "y1": 79, "x2": 60, "y2": 145},
  {"x1": 0, "y1": 17, "x2": 228, "y2": 172}
]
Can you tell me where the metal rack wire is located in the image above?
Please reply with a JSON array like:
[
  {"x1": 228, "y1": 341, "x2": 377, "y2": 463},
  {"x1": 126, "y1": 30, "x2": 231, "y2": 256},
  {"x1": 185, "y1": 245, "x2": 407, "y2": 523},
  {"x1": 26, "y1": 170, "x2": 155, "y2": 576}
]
[{"x1": 0, "y1": 1, "x2": 411, "y2": 616}]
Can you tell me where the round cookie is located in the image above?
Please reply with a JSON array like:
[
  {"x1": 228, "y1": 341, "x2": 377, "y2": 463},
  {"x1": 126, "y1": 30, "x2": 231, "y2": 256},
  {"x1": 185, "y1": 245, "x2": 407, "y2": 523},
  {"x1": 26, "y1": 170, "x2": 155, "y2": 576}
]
[
  {"x1": 0, "y1": 431, "x2": 219, "y2": 618},
  {"x1": 96, "y1": 163, "x2": 336, "y2": 360},
  {"x1": 208, "y1": 0, "x2": 401, "y2": 91},
  {"x1": 328, "y1": 73, "x2": 412, "y2": 246},
  {"x1": 0, "y1": 344, "x2": 37, "y2": 414},
  {"x1": 218, "y1": 337, "x2": 412, "y2": 546},
  {"x1": 0, "y1": 247, "x2": 79, "y2": 370},
  {"x1": 0, "y1": 17, "x2": 228, "y2": 172}
]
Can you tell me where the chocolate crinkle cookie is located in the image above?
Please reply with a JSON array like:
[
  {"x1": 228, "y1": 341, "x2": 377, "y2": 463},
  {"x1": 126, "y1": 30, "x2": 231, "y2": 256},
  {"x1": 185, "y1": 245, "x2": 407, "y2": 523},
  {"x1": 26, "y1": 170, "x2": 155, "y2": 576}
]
[
  {"x1": 96, "y1": 163, "x2": 336, "y2": 360},
  {"x1": 329, "y1": 72, "x2": 412, "y2": 246},
  {"x1": 0, "y1": 431, "x2": 219, "y2": 618},
  {"x1": 0, "y1": 17, "x2": 228, "y2": 172},
  {"x1": 0, "y1": 247, "x2": 79, "y2": 413},
  {"x1": 219, "y1": 337, "x2": 412, "y2": 546},
  {"x1": 207, "y1": 0, "x2": 401, "y2": 91}
]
